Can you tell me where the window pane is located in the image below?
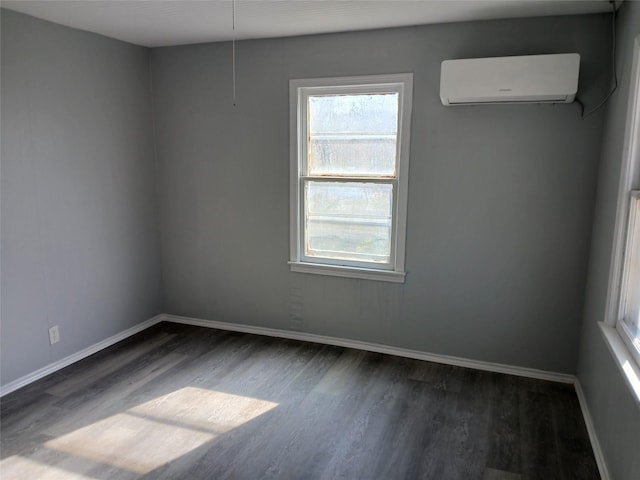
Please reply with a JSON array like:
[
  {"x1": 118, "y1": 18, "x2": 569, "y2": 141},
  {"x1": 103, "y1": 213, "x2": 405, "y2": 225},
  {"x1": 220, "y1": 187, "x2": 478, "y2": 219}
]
[
  {"x1": 305, "y1": 181, "x2": 392, "y2": 263},
  {"x1": 308, "y1": 94, "x2": 398, "y2": 176},
  {"x1": 621, "y1": 195, "x2": 640, "y2": 354}
]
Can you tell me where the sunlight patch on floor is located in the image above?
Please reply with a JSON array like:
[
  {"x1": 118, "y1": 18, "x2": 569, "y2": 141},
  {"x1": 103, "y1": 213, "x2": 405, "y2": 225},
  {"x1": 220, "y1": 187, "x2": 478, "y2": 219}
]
[
  {"x1": 46, "y1": 411, "x2": 215, "y2": 474},
  {"x1": 0, "y1": 456, "x2": 98, "y2": 480},
  {"x1": 2, "y1": 387, "x2": 278, "y2": 477}
]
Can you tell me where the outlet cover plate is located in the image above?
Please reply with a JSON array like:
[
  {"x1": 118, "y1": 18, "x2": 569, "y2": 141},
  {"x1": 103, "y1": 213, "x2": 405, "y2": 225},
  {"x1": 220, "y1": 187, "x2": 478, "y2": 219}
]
[{"x1": 49, "y1": 325, "x2": 60, "y2": 345}]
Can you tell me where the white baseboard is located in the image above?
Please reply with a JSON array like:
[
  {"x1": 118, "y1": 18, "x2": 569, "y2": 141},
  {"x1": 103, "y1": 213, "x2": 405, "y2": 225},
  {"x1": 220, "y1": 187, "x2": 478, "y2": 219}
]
[
  {"x1": 574, "y1": 380, "x2": 610, "y2": 480},
  {"x1": 160, "y1": 313, "x2": 576, "y2": 384},
  {"x1": 0, "y1": 315, "x2": 164, "y2": 397},
  {"x1": 163, "y1": 314, "x2": 606, "y2": 478},
  {"x1": 1, "y1": 311, "x2": 606, "y2": 479}
]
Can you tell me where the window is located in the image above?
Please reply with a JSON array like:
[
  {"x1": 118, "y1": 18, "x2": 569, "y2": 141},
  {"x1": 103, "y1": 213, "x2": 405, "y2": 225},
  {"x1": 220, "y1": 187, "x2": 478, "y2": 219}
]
[
  {"x1": 289, "y1": 74, "x2": 413, "y2": 282},
  {"x1": 618, "y1": 191, "x2": 640, "y2": 368},
  {"x1": 602, "y1": 35, "x2": 640, "y2": 404}
]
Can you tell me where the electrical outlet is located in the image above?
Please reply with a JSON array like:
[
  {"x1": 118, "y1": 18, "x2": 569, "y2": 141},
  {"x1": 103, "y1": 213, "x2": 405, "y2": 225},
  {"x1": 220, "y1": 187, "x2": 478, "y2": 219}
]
[{"x1": 49, "y1": 325, "x2": 60, "y2": 345}]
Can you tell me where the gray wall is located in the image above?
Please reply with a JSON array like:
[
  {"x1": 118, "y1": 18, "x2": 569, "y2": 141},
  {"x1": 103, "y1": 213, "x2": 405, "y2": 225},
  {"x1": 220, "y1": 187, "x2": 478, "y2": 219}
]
[
  {"x1": 2, "y1": 7, "x2": 637, "y2": 474},
  {"x1": 577, "y1": 2, "x2": 640, "y2": 479},
  {"x1": 151, "y1": 14, "x2": 610, "y2": 374},
  {"x1": 1, "y1": 10, "x2": 162, "y2": 386}
]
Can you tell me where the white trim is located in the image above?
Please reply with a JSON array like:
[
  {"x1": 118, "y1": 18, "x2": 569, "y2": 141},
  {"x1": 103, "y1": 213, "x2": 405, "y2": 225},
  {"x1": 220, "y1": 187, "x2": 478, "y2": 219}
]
[
  {"x1": 0, "y1": 315, "x2": 164, "y2": 397},
  {"x1": 289, "y1": 73, "x2": 416, "y2": 91},
  {"x1": 289, "y1": 261, "x2": 405, "y2": 283},
  {"x1": 160, "y1": 313, "x2": 574, "y2": 384},
  {"x1": 574, "y1": 379, "x2": 611, "y2": 480},
  {"x1": 395, "y1": 74, "x2": 413, "y2": 273},
  {"x1": 599, "y1": 322, "x2": 640, "y2": 406},
  {"x1": 289, "y1": 78, "x2": 302, "y2": 264}
]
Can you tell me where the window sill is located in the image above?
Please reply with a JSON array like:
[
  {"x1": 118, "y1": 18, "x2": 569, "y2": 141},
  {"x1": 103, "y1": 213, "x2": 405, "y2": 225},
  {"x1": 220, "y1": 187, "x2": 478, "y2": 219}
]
[
  {"x1": 289, "y1": 261, "x2": 406, "y2": 283},
  {"x1": 599, "y1": 322, "x2": 640, "y2": 407}
]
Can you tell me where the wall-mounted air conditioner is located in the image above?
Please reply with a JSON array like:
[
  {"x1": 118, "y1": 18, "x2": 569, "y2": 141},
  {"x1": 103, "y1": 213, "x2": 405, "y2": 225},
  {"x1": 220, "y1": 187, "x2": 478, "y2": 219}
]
[{"x1": 440, "y1": 53, "x2": 580, "y2": 105}]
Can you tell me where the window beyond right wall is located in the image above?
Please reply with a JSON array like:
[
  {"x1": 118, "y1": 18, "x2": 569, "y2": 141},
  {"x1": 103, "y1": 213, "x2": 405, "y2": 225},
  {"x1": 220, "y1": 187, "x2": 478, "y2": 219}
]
[
  {"x1": 601, "y1": 35, "x2": 640, "y2": 406},
  {"x1": 617, "y1": 191, "x2": 640, "y2": 368}
]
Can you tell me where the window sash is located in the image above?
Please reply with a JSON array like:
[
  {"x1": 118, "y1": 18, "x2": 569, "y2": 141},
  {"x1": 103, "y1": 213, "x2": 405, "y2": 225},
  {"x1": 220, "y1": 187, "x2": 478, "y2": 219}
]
[
  {"x1": 299, "y1": 178, "x2": 398, "y2": 270},
  {"x1": 300, "y1": 88, "x2": 403, "y2": 178},
  {"x1": 307, "y1": 93, "x2": 399, "y2": 178}
]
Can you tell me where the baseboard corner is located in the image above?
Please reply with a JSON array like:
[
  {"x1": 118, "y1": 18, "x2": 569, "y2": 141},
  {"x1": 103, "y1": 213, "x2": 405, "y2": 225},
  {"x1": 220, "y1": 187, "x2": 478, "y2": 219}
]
[{"x1": 0, "y1": 314, "x2": 164, "y2": 397}]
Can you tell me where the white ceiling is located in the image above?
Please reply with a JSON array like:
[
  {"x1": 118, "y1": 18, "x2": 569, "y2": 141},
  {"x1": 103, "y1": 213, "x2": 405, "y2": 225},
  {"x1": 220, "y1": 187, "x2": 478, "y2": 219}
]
[{"x1": 1, "y1": 0, "x2": 615, "y2": 48}]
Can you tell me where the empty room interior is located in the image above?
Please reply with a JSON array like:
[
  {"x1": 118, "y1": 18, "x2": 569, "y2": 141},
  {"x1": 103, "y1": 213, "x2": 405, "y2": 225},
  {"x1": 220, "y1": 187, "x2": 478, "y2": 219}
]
[{"x1": 1, "y1": 0, "x2": 640, "y2": 479}]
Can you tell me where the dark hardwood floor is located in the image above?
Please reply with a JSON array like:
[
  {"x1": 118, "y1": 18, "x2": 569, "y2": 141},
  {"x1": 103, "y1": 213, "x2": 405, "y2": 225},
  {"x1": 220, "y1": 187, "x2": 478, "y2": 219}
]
[{"x1": 1, "y1": 322, "x2": 599, "y2": 479}]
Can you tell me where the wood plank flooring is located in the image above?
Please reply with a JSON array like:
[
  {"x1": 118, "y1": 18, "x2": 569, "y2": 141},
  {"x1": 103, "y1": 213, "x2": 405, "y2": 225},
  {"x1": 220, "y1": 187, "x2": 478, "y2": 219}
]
[{"x1": 0, "y1": 322, "x2": 600, "y2": 479}]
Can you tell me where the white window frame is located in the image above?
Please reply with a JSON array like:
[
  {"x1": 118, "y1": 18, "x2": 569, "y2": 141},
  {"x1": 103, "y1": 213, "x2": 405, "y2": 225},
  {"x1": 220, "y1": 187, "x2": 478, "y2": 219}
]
[
  {"x1": 601, "y1": 35, "x2": 640, "y2": 406},
  {"x1": 289, "y1": 74, "x2": 413, "y2": 283},
  {"x1": 617, "y1": 191, "x2": 640, "y2": 366}
]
